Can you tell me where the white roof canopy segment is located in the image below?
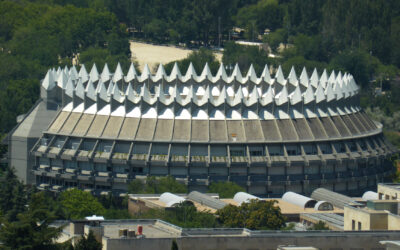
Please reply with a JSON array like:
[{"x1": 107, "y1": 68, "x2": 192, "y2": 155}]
[{"x1": 42, "y1": 62, "x2": 361, "y2": 120}]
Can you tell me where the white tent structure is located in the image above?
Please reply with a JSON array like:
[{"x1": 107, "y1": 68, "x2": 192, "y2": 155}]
[
  {"x1": 159, "y1": 192, "x2": 186, "y2": 207},
  {"x1": 282, "y1": 191, "x2": 317, "y2": 208},
  {"x1": 362, "y1": 191, "x2": 379, "y2": 201},
  {"x1": 233, "y1": 192, "x2": 260, "y2": 205}
]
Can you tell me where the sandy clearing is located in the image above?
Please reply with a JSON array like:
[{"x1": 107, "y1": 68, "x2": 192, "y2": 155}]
[{"x1": 130, "y1": 41, "x2": 222, "y2": 72}]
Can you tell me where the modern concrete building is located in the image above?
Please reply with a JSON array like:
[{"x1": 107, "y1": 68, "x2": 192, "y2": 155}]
[
  {"x1": 57, "y1": 219, "x2": 400, "y2": 250},
  {"x1": 377, "y1": 183, "x2": 400, "y2": 200},
  {"x1": 8, "y1": 62, "x2": 396, "y2": 195}
]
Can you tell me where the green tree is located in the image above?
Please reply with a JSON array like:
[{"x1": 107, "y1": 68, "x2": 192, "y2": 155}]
[
  {"x1": 0, "y1": 166, "x2": 27, "y2": 222},
  {"x1": 128, "y1": 176, "x2": 187, "y2": 194},
  {"x1": 60, "y1": 189, "x2": 106, "y2": 219},
  {"x1": 217, "y1": 200, "x2": 286, "y2": 230},
  {"x1": 208, "y1": 181, "x2": 245, "y2": 198},
  {"x1": 0, "y1": 190, "x2": 64, "y2": 249},
  {"x1": 74, "y1": 230, "x2": 102, "y2": 250}
]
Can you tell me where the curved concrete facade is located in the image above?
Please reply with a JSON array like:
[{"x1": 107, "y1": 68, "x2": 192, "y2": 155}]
[{"x1": 23, "y1": 62, "x2": 396, "y2": 196}]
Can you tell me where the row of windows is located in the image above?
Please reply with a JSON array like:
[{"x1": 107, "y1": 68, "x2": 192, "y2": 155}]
[{"x1": 40, "y1": 135, "x2": 386, "y2": 158}]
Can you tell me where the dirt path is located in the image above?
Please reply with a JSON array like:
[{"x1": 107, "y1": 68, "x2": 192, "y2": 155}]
[{"x1": 130, "y1": 41, "x2": 222, "y2": 72}]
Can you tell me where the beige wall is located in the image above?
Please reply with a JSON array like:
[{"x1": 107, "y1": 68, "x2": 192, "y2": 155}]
[
  {"x1": 102, "y1": 232, "x2": 400, "y2": 250},
  {"x1": 388, "y1": 214, "x2": 400, "y2": 230},
  {"x1": 344, "y1": 206, "x2": 388, "y2": 231},
  {"x1": 377, "y1": 184, "x2": 400, "y2": 200}
]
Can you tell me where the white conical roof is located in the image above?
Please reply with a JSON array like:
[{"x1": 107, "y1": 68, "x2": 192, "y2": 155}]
[
  {"x1": 97, "y1": 80, "x2": 109, "y2": 101},
  {"x1": 215, "y1": 63, "x2": 228, "y2": 80},
  {"x1": 79, "y1": 64, "x2": 89, "y2": 83},
  {"x1": 290, "y1": 85, "x2": 302, "y2": 105},
  {"x1": 303, "y1": 84, "x2": 315, "y2": 104},
  {"x1": 140, "y1": 64, "x2": 151, "y2": 81},
  {"x1": 315, "y1": 83, "x2": 325, "y2": 103},
  {"x1": 310, "y1": 68, "x2": 319, "y2": 88},
  {"x1": 299, "y1": 67, "x2": 309, "y2": 88},
  {"x1": 89, "y1": 64, "x2": 99, "y2": 82},
  {"x1": 112, "y1": 82, "x2": 124, "y2": 103},
  {"x1": 42, "y1": 70, "x2": 55, "y2": 90},
  {"x1": 288, "y1": 66, "x2": 298, "y2": 86},
  {"x1": 260, "y1": 64, "x2": 272, "y2": 83},
  {"x1": 112, "y1": 62, "x2": 124, "y2": 82},
  {"x1": 65, "y1": 77, "x2": 74, "y2": 97},
  {"x1": 57, "y1": 71, "x2": 68, "y2": 89},
  {"x1": 75, "y1": 79, "x2": 85, "y2": 99},
  {"x1": 319, "y1": 69, "x2": 328, "y2": 89},
  {"x1": 275, "y1": 85, "x2": 288, "y2": 106},
  {"x1": 85, "y1": 79, "x2": 96, "y2": 101},
  {"x1": 185, "y1": 62, "x2": 197, "y2": 80},
  {"x1": 125, "y1": 63, "x2": 137, "y2": 82},
  {"x1": 101, "y1": 63, "x2": 111, "y2": 82},
  {"x1": 232, "y1": 64, "x2": 243, "y2": 83},
  {"x1": 275, "y1": 65, "x2": 285, "y2": 85},
  {"x1": 69, "y1": 66, "x2": 78, "y2": 81},
  {"x1": 246, "y1": 64, "x2": 258, "y2": 83}
]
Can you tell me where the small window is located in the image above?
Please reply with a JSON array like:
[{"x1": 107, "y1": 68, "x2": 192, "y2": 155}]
[
  {"x1": 352, "y1": 220, "x2": 355, "y2": 230},
  {"x1": 358, "y1": 222, "x2": 361, "y2": 230}
]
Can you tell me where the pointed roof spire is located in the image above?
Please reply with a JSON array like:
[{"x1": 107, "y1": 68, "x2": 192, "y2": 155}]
[
  {"x1": 57, "y1": 71, "x2": 68, "y2": 89},
  {"x1": 65, "y1": 77, "x2": 74, "y2": 97},
  {"x1": 125, "y1": 63, "x2": 137, "y2": 82},
  {"x1": 69, "y1": 65, "x2": 78, "y2": 81},
  {"x1": 303, "y1": 84, "x2": 315, "y2": 104},
  {"x1": 126, "y1": 82, "x2": 135, "y2": 102},
  {"x1": 154, "y1": 64, "x2": 166, "y2": 81},
  {"x1": 319, "y1": 69, "x2": 328, "y2": 89},
  {"x1": 169, "y1": 62, "x2": 182, "y2": 79},
  {"x1": 85, "y1": 79, "x2": 96, "y2": 101},
  {"x1": 290, "y1": 85, "x2": 302, "y2": 105},
  {"x1": 75, "y1": 79, "x2": 85, "y2": 99},
  {"x1": 107, "y1": 81, "x2": 114, "y2": 96},
  {"x1": 42, "y1": 70, "x2": 55, "y2": 90},
  {"x1": 275, "y1": 65, "x2": 285, "y2": 85},
  {"x1": 101, "y1": 63, "x2": 111, "y2": 82},
  {"x1": 315, "y1": 83, "x2": 325, "y2": 103},
  {"x1": 325, "y1": 81, "x2": 335, "y2": 102},
  {"x1": 200, "y1": 62, "x2": 213, "y2": 81},
  {"x1": 246, "y1": 64, "x2": 258, "y2": 83},
  {"x1": 89, "y1": 63, "x2": 99, "y2": 82},
  {"x1": 328, "y1": 70, "x2": 336, "y2": 85},
  {"x1": 275, "y1": 85, "x2": 288, "y2": 106},
  {"x1": 299, "y1": 67, "x2": 309, "y2": 88},
  {"x1": 113, "y1": 62, "x2": 124, "y2": 82},
  {"x1": 79, "y1": 64, "x2": 89, "y2": 83},
  {"x1": 97, "y1": 79, "x2": 108, "y2": 101},
  {"x1": 310, "y1": 68, "x2": 319, "y2": 88},
  {"x1": 184, "y1": 62, "x2": 197, "y2": 80},
  {"x1": 112, "y1": 82, "x2": 124, "y2": 103},
  {"x1": 232, "y1": 63, "x2": 243, "y2": 83},
  {"x1": 140, "y1": 64, "x2": 151, "y2": 81},
  {"x1": 260, "y1": 64, "x2": 272, "y2": 83},
  {"x1": 288, "y1": 66, "x2": 298, "y2": 86},
  {"x1": 215, "y1": 63, "x2": 228, "y2": 80}
]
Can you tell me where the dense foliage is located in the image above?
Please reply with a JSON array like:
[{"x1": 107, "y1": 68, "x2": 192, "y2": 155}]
[
  {"x1": 217, "y1": 200, "x2": 286, "y2": 230},
  {"x1": 0, "y1": 0, "x2": 131, "y2": 135},
  {"x1": 208, "y1": 181, "x2": 245, "y2": 198},
  {"x1": 60, "y1": 189, "x2": 106, "y2": 220},
  {"x1": 133, "y1": 203, "x2": 218, "y2": 228},
  {"x1": 128, "y1": 176, "x2": 187, "y2": 194}
]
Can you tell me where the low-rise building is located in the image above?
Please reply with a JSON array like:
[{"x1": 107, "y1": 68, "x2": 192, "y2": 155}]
[{"x1": 378, "y1": 183, "x2": 400, "y2": 200}]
